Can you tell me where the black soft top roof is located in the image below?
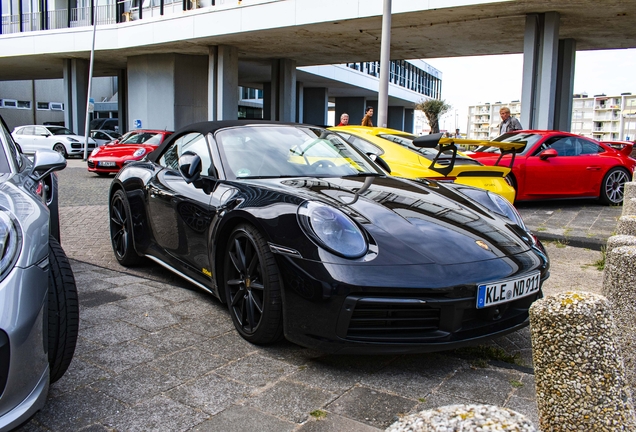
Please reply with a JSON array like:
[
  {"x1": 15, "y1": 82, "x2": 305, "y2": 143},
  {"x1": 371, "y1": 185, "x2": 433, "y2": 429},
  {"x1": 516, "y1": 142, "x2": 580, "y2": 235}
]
[{"x1": 148, "y1": 120, "x2": 313, "y2": 162}]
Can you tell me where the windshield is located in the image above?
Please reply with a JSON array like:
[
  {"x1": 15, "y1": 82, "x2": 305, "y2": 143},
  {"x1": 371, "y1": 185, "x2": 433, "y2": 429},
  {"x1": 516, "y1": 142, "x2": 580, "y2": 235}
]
[
  {"x1": 47, "y1": 127, "x2": 75, "y2": 136},
  {"x1": 476, "y1": 132, "x2": 542, "y2": 155},
  {"x1": 120, "y1": 132, "x2": 167, "y2": 145},
  {"x1": 216, "y1": 125, "x2": 381, "y2": 179}
]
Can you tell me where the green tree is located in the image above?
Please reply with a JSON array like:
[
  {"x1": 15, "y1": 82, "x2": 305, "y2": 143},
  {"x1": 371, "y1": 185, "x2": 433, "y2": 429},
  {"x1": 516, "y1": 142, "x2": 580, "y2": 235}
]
[{"x1": 416, "y1": 99, "x2": 451, "y2": 134}]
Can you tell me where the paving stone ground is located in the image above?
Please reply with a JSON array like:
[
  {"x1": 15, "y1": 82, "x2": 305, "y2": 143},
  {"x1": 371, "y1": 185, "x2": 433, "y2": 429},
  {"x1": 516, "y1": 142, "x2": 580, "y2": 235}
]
[{"x1": 18, "y1": 160, "x2": 616, "y2": 431}]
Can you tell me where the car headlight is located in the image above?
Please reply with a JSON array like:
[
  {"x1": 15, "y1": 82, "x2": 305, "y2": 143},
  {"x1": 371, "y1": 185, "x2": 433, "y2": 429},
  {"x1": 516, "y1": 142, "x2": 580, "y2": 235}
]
[
  {"x1": 90, "y1": 148, "x2": 99, "y2": 157},
  {"x1": 460, "y1": 188, "x2": 526, "y2": 229},
  {"x1": 0, "y1": 211, "x2": 21, "y2": 282},
  {"x1": 133, "y1": 148, "x2": 146, "y2": 158},
  {"x1": 67, "y1": 137, "x2": 79, "y2": 143},
  {"x1": 297, "y1": 201, "x2": 368, "y2": 258}
]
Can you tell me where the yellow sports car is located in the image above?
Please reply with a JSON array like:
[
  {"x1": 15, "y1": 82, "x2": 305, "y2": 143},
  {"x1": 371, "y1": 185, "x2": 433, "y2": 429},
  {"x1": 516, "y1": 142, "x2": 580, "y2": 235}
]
[{"x1": 330, "y1": 126, "x2": 517, "y2": 203}]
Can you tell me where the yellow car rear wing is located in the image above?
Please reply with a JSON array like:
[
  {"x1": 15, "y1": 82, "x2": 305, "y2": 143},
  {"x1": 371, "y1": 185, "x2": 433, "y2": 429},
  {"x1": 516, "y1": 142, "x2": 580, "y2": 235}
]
[{"x1": 412, "y1": 133, "x2": 526, "y2": 173}]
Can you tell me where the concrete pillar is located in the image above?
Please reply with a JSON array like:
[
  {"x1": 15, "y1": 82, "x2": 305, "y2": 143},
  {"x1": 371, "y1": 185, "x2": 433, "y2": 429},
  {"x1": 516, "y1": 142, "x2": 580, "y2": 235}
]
[
  {"x1": 387, "y1": 106, "x2": 405, "y2": 131},
  {"x1": 269, "y1": 59, "x2": 296, "y2": 122},
  {"x1": 335, "y1": 97, "x2": 365, "y2": 126},
  {"x1": 554, "y1": 39, "x2": 576, "y2": 131},
  {"x1": 404, "y1": 108, "x2": 414, "y2": 134},
  {"x1": 530, "y1": 292, "x2": 636, "y2": 430},
  {"x1": 603, "y1": 245, "x2": 636, "y2": 391},
  {"x1": 521, "y1": 12, "x2": 574, "y2": 131},
  {"x1": 263, "y1": 82, "x2": 272, "y2": 121},
  {"x1": 616, "y1": 215, "x2": 636, "y2": 236},
  {"x1": 208, "y1": 45, "x2": 238, "y2": 121},
  {"x1": 63, "y1": 58, "x2": 89, "y2": 135},
  {"x1": 117, "y1": 69, "x2": 128, "y2": 133},
  {"x1": 536, "y1": 11, "x2": 560, "y2": 130},
  {"x1": 128, "y1": 53, "x2": 208, "y2": 131},
  {"x1": 303, "y1": 87, "x2": 328, "y2": 126},
  {"x1": 296, "y1": 81, "x2": 304, "y2": 124},
  {"x1": 387, "y1": 405, "x2": 535, "y2": 431}
]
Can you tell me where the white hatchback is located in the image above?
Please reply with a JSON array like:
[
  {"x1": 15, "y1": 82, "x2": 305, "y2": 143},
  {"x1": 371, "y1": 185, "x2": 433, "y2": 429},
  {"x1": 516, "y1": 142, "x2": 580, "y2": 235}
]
[{"x1": 12, "y1": 125, "x2": 97, "y2": 158}]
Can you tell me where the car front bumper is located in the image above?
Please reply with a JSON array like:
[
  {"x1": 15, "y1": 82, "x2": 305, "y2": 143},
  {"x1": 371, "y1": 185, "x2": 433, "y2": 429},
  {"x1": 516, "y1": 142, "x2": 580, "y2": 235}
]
[
  {"x1": 276, "y1": 249, "x2": 548, "y2": 354},
  {"x1": 0, "y1": 264, "x2": 50, "y2": 431}
]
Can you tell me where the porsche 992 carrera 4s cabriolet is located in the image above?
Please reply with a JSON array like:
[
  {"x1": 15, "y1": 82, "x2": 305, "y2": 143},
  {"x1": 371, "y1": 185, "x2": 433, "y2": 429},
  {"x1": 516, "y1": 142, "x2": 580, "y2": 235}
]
[{"x1": 108, "y1": 121, "x2": 549, "y2": 354}]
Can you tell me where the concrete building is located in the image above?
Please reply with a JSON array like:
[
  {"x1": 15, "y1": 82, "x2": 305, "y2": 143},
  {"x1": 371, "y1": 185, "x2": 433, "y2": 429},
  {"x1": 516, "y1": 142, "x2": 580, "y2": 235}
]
[
  {"x1": 467, "y1": 94, "x2": 636, "y2": 141},
  {"x1": 0, "y1": 1, "x2": 634, "y2": 138},
  {"x1": 0, "y1": 59, "x2": 441, "y2": 133}
]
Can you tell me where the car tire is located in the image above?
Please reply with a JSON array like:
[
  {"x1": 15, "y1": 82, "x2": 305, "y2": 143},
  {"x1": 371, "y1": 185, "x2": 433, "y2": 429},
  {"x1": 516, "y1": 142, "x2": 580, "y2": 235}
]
[
  {"x1": 47, "y1": 235, "x2": 79, "y2": 384},
  {"x1": 505, "y1": 173, "x2": 518, "y2": 191},
  {"x1": 53, "y1": 143, "x2": 67, "y2": 159},
  {"x1": 110, "y1": 189, "x2": 143, "y2": 266},
  {"x1": 600, "y1": 167, "x2": 631, "y2": 205},
  {"x1": 224, "y1": 223, "x2": 283, "y2": 345}
]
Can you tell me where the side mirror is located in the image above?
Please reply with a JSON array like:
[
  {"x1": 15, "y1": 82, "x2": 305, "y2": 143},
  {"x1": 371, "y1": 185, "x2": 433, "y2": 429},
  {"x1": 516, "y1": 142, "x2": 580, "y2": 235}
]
[
  {"x1": 30, "y1": 150, "x2": 66, "y2": 182},
  {"x1": 179, "y1": 151, "x2": 202, "y2": 184},
  {"x1": 368, "y1": 153, "x2": 391, "y2": 174},
  {"x1": 539, "y1": 148, "x2": 558, "y2": 160}
]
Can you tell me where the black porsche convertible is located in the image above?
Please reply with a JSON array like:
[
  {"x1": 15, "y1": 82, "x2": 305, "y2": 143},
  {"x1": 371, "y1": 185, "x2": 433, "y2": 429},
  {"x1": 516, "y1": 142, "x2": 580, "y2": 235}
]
[{"x1": 108, "y1": 121, "x2": 549, "y2": 354}]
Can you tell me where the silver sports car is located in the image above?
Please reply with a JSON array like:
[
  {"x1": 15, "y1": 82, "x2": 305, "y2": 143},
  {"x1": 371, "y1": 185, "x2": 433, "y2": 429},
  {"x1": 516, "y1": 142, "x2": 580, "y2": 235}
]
[{"x1": 0, "y1": 115, "x2": 78, "y2": 432}]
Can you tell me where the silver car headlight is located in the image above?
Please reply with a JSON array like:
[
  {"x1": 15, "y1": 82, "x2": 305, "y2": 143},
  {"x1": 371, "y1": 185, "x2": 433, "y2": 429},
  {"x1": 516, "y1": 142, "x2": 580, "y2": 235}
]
[
  {"x1": 0, "y1": 211, "x2": 22, "y2": 281},
  {"x1": 133, "y1": 148, "x2": 146, "y2": 158},
  {"x1": 67, "y1": 137, "x2": 79, "y2": 143},
  {"x1": 297, "y1": 201, "x2": 368, "y2": 258}
]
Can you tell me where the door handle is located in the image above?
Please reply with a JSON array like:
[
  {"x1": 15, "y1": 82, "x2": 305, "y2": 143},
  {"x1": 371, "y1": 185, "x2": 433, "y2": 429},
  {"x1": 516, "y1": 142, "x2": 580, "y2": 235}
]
[{"x1": 586, "y1": 167, "x2": 601, "y2": 171}]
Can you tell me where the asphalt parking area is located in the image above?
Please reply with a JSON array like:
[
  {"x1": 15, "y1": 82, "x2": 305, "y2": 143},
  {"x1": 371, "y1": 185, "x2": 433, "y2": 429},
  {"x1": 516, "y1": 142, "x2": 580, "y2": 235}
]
[{"x1": 18, "y1": 160, "x2": 612, "y2": 431}]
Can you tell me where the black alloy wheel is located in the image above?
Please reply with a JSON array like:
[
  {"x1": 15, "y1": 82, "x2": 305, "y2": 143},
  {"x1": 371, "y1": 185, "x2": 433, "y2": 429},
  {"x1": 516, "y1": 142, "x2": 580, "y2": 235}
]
[
  {"x1": 109, "y1": 189, "x2": 142, "y2": 266},
  {"x1": 47, "y1": 235, "x2": 79, "y2": 383},
  {"x1": 600, "y1": 167, "x2": 631, "y2": 205},
  {"x1": 224, "y1": 224, "x2": 283, "y2": 344}
]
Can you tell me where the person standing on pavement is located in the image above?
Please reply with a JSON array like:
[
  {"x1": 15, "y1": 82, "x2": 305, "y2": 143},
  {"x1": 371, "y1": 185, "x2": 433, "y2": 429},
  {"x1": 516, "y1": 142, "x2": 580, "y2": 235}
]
[
  {"x1": 499, "y1": 107, "x2": 523, "y2": 134},
  {"x1": 336, "y1": 113, "x2": 349, "y2": 126},
  {"x1": 361, "y1": 106, "x2": 374, "y2": 127}
]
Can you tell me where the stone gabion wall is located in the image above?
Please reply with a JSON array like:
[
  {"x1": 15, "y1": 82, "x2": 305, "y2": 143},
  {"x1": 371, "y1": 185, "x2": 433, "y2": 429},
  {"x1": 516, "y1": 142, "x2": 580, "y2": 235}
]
[
  {"x1": 529, "y1": 291, "x2": 635, "y2": 431},
  {"x1": 602, "y1": 245, "x2": 636, "y2": 390},
  {"x1": 616, "y1": 215, "x2": 636, "y2": 236}
]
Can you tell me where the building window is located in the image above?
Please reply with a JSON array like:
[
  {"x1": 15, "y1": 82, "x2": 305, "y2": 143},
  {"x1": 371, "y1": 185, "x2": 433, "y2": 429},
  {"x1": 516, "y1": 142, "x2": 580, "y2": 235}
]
[
  {"x1": 1, "y1": 99, "x2": 17, "y2": 108},
  {"x1": 37, "y1": 102, "x2": 50, "y2": 110},
  {"x1": 50, "y1": 102, "x2": 64, "y2": 111},
  {"x1": 17, "y1": 101, "x2": 31, "y2": 109}
]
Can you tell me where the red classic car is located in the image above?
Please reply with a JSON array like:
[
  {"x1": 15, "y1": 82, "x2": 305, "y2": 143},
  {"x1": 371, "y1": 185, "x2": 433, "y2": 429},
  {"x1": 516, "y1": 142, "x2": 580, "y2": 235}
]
[
  {"x1": 466, "y1": 130, "x2": 636, "y2": 205},
  {"x1": 87, "y1": 129, "x2": 173, "y2": 176}
]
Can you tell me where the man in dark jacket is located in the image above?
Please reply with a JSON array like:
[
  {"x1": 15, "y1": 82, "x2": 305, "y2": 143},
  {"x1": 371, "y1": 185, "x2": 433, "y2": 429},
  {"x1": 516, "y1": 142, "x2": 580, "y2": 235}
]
[{"x1": 499, "y1": 107, "x2": 522, "y2": 134}]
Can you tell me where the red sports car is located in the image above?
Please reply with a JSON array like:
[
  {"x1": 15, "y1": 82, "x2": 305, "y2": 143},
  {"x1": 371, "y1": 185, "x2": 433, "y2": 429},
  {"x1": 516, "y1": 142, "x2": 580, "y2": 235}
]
[
  {"x1": 87, "y1": 129, "x2": 173, "y2": 176},
  {"x1": 467, "y1": 130, "x2": 636, "y2": 205}
]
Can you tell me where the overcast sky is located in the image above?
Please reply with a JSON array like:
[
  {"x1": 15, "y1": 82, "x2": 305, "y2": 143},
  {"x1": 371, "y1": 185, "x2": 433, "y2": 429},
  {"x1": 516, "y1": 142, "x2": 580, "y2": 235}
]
[{"x1": 423, "y1": 48, "x2": 636, "y2": 132}]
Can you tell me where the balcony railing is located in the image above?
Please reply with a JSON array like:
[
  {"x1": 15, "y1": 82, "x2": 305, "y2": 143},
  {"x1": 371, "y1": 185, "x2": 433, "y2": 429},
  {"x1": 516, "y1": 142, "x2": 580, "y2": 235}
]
[{"x1": 1, "y1": 0, "x2": 213, "y2": 34}]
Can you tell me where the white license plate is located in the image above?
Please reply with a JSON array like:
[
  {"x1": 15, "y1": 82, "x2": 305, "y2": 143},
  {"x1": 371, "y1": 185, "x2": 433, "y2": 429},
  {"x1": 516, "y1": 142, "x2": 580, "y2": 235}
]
[
  {"x1": 99, "y1": 161, "x2": 116, "y2": 167},
  {"x1": 476, "y1": 271, "x2": 541, "y2": 309}
]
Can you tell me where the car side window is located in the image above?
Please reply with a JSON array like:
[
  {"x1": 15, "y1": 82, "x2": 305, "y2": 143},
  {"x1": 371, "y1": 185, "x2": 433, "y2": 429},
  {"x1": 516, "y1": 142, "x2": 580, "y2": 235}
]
[
  {"x1": 159, "y1": 133, "x2": 215, "y2": 177},
  {"x1": 35, "y1": 126, "x2": 48, "y2": 136},
  {"x1": 577, "y1": 138, "x2": 604, "y2": 155},
  {"x1": 343, "y1": 135, "x2": 384, "y2": 156},
  {"x1": 533, "y1": 137, "x2": 573, "y2": 156},
  {"x1": 23, "y1": 126, "x2": 35, "y2": 135}
]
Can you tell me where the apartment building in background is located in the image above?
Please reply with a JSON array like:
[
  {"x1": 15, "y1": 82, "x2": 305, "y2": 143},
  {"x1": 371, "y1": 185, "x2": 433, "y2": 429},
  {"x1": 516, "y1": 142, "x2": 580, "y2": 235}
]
[{"x1": 467, "y1": 94, "x2": 636, "y2": 141}]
